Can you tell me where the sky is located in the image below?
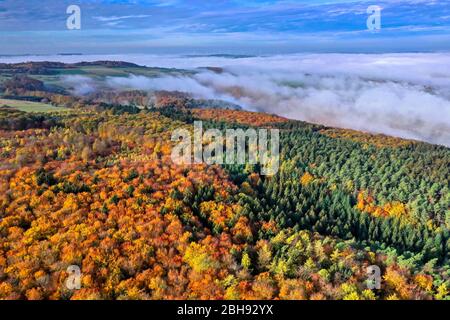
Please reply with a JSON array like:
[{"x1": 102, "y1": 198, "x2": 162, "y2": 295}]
[{"x1": 1, "y1": 0, "x2": 450, "y2": 54}]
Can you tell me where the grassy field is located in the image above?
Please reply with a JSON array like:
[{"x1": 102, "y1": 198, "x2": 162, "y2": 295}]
[{"x1": 0, "y1": 98, "x2": 71, "y2": 113}]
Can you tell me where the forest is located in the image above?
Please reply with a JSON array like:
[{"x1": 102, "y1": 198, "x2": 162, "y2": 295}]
[{"x1": 0, "y1": 103, "x2": 448, "y2": 300}]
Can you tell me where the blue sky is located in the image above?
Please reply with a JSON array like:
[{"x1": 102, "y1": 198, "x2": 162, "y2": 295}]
[{"x1": 1, "y1": 0, "x2": 450, "y2": 54}]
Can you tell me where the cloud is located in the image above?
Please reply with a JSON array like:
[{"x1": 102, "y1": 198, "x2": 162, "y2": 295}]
[
  {"x1": 5, "y1": 52, "x2": 450, "y2": 146},
  {"x1": 62, "y1": 75, "x2": 96, "y2": 95},
  {"x1": 93, "y1": 15, "x2": 152, "y2": 22},
  {"x1": 105, "y1": 74, "x2": 240, "y2": 104}
]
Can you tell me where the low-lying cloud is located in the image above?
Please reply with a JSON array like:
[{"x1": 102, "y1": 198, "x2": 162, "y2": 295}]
[
  {"x1": 59, "y1": 53, "x2": 450, "y2": 146},
  {"x1": 96, "y1": 53, "x2": 450, "y2": 146}
]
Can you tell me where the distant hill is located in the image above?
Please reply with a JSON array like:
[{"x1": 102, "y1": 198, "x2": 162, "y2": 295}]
[{"x1": 0, "y1": 61, "x2": 144, "y2": 76}]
